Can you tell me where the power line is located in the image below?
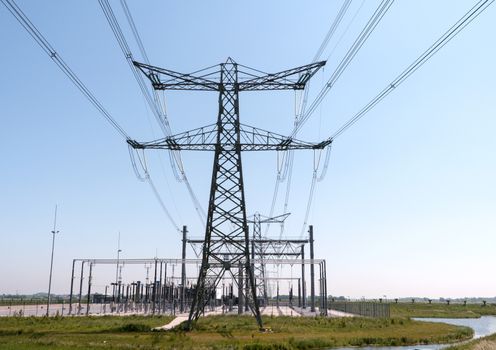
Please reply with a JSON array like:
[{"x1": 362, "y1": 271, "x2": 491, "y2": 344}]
[
  {"x1": 115, "y1": 0, "x2": 207, "y2": 222},
  {"x1": 98, "y1": 0, "x2": 170, "y2": 136},
  {"x1": 269, "y1": 1, "x2": 354, "y2": 236},
  {"x1": 292, "y1": 0, "x2": 395, "y2": 137},
  {"x1": 312, "y1": 0, "x2": 354, "y2": 63},
  {"x1": 0, "y1": 0, "x2": 130, "y2": 140},
  {"x1": 284, "y1": 0, "x2": 390, "y2": 236},
  {"x1": 329, "y1": 0, "x2": 494, "y2": 141},
  {"x1": 2, "y1": 0, "x2": 182, "y2": 232},
  {"x1": 99, "y1": 0, "x2": 206, "y2": 225}
]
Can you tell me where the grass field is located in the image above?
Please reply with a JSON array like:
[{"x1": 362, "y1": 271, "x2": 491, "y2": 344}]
[
  {"x1": 0, "y1": 314, "x2": 473, "y2": 350},
  {"x1": 446, "y1": 332, "x2": 496, "y2": 350},
  {"x1": 390, "y1": 303, "x2": 496, "y2": 319}
]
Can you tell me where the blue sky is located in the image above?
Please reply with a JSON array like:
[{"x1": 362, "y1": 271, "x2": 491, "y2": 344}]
[{"x1": 0, "y1": 0, "x2": 495, "y2": 299}]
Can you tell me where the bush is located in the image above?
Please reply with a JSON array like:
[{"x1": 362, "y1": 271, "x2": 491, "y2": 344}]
[{"x1": 117, "y1": 323, "x2": 150, "y2": 332}]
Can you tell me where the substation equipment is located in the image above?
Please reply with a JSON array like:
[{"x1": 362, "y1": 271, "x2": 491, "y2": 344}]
[{"x1": 68, "y1": 224, "x2": 328, "y2": 318}]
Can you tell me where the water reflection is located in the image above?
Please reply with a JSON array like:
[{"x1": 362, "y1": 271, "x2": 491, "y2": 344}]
[{"x1": 330, "y1": 316, "x2": 496, "y2": 350}]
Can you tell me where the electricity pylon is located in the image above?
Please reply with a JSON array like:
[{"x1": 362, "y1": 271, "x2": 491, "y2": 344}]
[{"x1": 129, "y1": 57, "x2": 328, "y2": 329}]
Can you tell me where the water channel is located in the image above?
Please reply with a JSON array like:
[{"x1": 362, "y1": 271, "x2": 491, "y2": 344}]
[{"x1": 331, "y1": 316, "x2": 496, "y2": 350}]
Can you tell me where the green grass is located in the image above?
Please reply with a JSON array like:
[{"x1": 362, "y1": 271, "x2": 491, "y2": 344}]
[
  {"x1": 0, "y1": 314, "x2": 473, "y2": 350},
  {"x1": 390, "y1": 303, "x2": 496, "y2": 319},
  {"x1": 446, "y1": 332, "x2": 496, "y2": 350}
]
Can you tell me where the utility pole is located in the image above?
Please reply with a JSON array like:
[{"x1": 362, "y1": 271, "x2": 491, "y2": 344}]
[
  {"x1": 181, "y1": 225, "x2": 187, "y2": 313},
  {"x1": 47, "y1": 205, "x2": 59, "y2": 317},
  {"x1": 115, "y1": 232, "x2": 122, "y2": 285},
  {"x1": 130, "y1": 58, "x2": 328, "y2": 329},
  {"x1": 309, "y1": 225, "x2": 315, "y2": 312}
]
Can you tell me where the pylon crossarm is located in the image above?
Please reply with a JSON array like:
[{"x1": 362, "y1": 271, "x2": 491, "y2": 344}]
[
  {"x1": 237, "y1": 61, "x2": 326, "y2": 91},
  {"x1": 127, "y1": 124, "x2": 331, "y2": 151},
  {"x1": 127, "y1": 124, "x2": 218, "y2": 150},
  {"x1": 133, "y1": 61, "x2": 220, "y2": 91}
]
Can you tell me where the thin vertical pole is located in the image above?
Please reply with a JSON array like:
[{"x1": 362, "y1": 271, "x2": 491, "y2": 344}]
[
  {"x1": 298, "y1": 278, "x2": 301, "y2": 307},
  {"x1": 181, "y1": 226, "x2": 187, "y2": 313},
  {"x1": 104, "y1": 285, "x2": 108, "y2": 314},
  {"x1": 323, "y1": 260, "x2": 328, "y2": 316},
  {"x1": 115, "y1": 232, "x2": 121, "y2": 285},
  {"x1": 301, "y1": 245, "x2": 306, "y2": 308},
  {"x1": 86, "y1": 263, "x2": 93, "y2": 315},
  {"x1": 77, "y1": 261, "x2": 85, "y2": 315},
  {"x1": 69, "y1": 259, "x2": 76, "y2": 315},
  {"x1": 309, "y1": 225, "x2": 315, "y2": 312},
  {"x1": 47, "y1": 205, "x2": 59, "y2": 316},
  {"x1": 152, "y1": 259, "x2": 158, "y2": 314},
  {"x1": 159, "y1": 261, "x2": 163, "y2": 313},
  {"x1": 238, "y1": 263, "x2": 244, "y2": 314}
]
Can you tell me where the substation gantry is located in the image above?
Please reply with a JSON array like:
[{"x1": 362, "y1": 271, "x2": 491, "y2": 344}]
[
  {"x1": 128, "y1": 58, "x2": 330, "y2": 329},
  {"x1": 186, "y1": 213, "x2": 317, "y2": 311}
]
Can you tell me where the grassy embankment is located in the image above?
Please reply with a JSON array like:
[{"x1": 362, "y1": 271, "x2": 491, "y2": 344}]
[
  {"x1": 447, "y1": 332, "x2": 496, "y2": 350},
  {"x1": 0, "y1": 314, "x2": 473, "y2": 350},
  {"x1": 390, "y1": 302, "x2": 496, "y2": 319}
]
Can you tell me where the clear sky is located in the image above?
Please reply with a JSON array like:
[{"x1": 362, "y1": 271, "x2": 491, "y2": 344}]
[{"x1": 0, "y1": 0, "x2": 495, "y2": 299}]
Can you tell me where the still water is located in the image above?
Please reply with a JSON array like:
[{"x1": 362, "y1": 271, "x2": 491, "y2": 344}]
[{"x1": 331, "y1": 316, "x2": 496, "y2": 350}]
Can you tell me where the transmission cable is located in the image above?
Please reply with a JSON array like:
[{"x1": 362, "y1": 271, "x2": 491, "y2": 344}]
[
  {"x1": 0, "y1": 0, "x2": 130, "y2": 140},
  {"x1": 280, "y1": 0, "x2": 374, "y2": 236},
  {"x1": 117, "y1": 0, "x2": 206, "y2": 222},
  {"x1": 99, "y1": 0, "x2": 206, "y2": 225},
  {"x1": 294, "y1": 0, "x2": 394, "y2": 236},
  {"x1": 1, "y1": 0, "x2": 182, "y2": 232},
  {"x1": 328, "y1": 0, "x2": 494, "y2": 142},
  {"x1": 292, "y1": 0, "x2": 395, "y2": 137},
  {"x1": 298, "y1": 0, "x2": 494, "y2": 237},
  {"x1": 266, "y1": 0, "x2": 354, "y2": 237}
]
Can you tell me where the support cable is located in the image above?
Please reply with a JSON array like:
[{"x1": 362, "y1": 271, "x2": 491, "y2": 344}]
[
  {"x1": 1, "y1": 0, "x2": 182, "y2": 232},
  {"x1": 312, "y1": 0, "x2": 354, "y2": 63},
  {"x1": 292, "y1": 0, "x2": 395, "y2": 137},
  {"x1": 118, "y1": 0, "x2": 206, "y2": 222},
  {"x1": 298, "y1": 0, "x2": 493, "y2": 237},
  {"x1": 329, "y1": 0, "x2": 495, "y2": 141},
  {"x1": 277, "y1": 0, "x2": 357, "y2": 236},
  {"x1": 98, "y1": 0, "x2": 169, "y2": 135},
  {"x1": 294, "y1": 0, "x2": 392, "y2": 236},
  {"x1": 99, "y1": 0, "x2": 206, "y2": 224},
  {"x1": 0, "y1": 0, "x2": 130, "y2": 140}
]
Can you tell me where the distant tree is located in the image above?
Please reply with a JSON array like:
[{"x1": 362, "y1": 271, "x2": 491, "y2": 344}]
[
  {"x1": 463, "y1": 300, "x2": 467, "y2": 306},
  {"x1": 411, "y1": 298, "x2": 415, "y2": 304},
  {"x1": 446, "y1": 300, "x2": 451, "y2": 305},
  {"x1": 483, "y1": 300, "x2": 487, "y2": 306},
  {"x1": 428, "y1": 299, "x2": 432, "y2": 304},
  {"x1": 379, "y1": 298, "x2": 383, "y2": 303},
  {"x1": 395, "y1": 298, "x2": 398, "y2": 304}
]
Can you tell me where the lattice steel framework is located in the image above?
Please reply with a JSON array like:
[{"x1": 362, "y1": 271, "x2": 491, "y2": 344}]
[
  {"x1": 129, "y1": 58, "x2": 327, "y2": 329},
  {"x1": 248, "y1": 213, "x2": 290, "y2": 304}
]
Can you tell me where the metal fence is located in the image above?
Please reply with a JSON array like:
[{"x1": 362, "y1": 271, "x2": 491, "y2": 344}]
[{"x1": 330, "y1": 301, "x2": 390, "y2": 318}]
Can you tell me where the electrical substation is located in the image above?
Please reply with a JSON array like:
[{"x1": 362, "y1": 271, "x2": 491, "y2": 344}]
[
  {"x1": 2, "y1": 0, "x2": 492, "y2": 338},
  {"x1": 69, "y1": 224, "x2": 328, "y2": 320},
  {"x1": 70, "y1": 57, "x2": 331, "y2": 328}
]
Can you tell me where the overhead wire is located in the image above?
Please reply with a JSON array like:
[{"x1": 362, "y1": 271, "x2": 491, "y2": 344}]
[
  {"x1": 0, "y1": 0, "x2": 182, "y2": 232},
  {"x1": 0, "y1": 0, "x2": 130, "y2": 140},
  {"x1": 292, "y1": 0, "x2": 395, "y2": 137},
  {"x1": 267, "y1": 0, "x2": 355, "y2": 237},
  {"x1": 99, "y1": 0, "x2": 206, "y2": 226},
  {"x1": 118, "y1": 0, "x2": 206, "y2": 223},
  {"x1": 280, "y1": 0, "x2": 377, "y2": 236},
  {"x1": 328, "y1": 0, "x2": 495, "y2": 141},
  {"x1": 293, "y1": 0, "x2": 393, "y2": 236},
  {"x1": 297, "y1": 0, "x2": 494, "y2": 236}
]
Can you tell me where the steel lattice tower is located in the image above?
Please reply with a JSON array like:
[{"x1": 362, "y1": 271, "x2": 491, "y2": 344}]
[{"x1": 129, "y1": 58, "x2": 328, "y2": 329}]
